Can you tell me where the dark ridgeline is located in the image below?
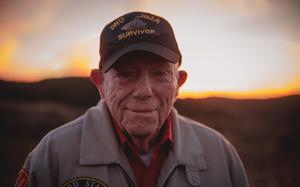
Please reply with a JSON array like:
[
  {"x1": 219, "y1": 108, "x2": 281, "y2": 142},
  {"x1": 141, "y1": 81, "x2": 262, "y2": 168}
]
[
  {"x1": 0, "y1": 77, "x2": 300, "y2": 187},
  {"x1": 0, "y1": 77, "x2": 99, "y2": 106}
]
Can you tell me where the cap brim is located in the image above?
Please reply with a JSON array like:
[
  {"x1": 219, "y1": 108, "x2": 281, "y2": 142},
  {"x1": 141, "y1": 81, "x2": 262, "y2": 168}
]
[{"x1": 102, "y1": 42, "x2": 180, "y2": 72}]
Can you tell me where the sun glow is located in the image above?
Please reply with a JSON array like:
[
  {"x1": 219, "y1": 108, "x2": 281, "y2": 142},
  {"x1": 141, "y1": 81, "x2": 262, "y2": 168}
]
[
  {"x1": 178, "y1": 87, "x2": 300, "y2": 99},
  {"x1": 1, "y1": 0, "x2": 299, "y2": 99}
]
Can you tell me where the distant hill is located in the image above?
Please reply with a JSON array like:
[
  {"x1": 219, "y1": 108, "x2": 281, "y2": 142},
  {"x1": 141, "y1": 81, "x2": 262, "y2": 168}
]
[{"x1": 0, "y1": 77, "x2": 99, "y2": 106}]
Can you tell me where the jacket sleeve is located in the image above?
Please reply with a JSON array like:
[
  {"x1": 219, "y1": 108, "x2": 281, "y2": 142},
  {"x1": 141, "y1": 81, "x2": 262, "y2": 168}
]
[
  {"x1": 222, "y1": 140, "x2": 249, "y2": 187},
  {"x1": 15, "y1": 133, "x2": 58, "y2": 187}
]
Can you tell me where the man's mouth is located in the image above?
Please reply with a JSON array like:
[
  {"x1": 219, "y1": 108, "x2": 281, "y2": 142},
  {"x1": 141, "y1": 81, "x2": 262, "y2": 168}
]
[{"x1": 125, "y1": 108, "x2": 158, "y2": 113}]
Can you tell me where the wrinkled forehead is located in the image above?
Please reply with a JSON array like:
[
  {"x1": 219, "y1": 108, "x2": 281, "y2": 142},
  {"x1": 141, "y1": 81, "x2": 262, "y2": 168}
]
[{"x1": 110, "y1": 50, "x2": 178, "y2": 70}]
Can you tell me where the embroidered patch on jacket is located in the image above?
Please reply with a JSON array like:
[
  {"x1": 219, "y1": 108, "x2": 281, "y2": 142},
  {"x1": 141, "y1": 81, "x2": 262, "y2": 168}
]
[
  {"x1": 61, "y1": 177, "x2": 108, "y2": 187},
  {"x1": 15, "y1": 168, "x2": 29, "y2": 187}
]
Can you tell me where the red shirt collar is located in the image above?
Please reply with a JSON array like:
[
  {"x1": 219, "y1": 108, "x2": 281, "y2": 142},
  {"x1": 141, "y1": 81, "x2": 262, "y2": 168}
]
[{"x1": 111, "y1": 115, "x2": 173, "y2": 153}]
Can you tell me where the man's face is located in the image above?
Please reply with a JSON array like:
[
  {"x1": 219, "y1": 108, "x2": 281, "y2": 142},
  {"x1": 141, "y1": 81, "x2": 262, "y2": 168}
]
[{"x1": 99, "y1": 53, "x2": 184, "y2": 138}]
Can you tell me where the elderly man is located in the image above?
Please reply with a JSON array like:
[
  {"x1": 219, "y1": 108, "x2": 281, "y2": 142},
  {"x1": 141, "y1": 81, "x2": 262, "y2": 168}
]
[{"x1": 16, "y1": 12, "x2": 248, "y2": 187}]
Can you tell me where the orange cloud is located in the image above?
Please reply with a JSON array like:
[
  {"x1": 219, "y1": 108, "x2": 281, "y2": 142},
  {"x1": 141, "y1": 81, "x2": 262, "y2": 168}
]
[
  {"x1": 0, "y1": 36, "x2": 20, "y2": 81},
  {"x1": 62, "y1": 55, "x2": 91, "y2": 77},
  {"x1": 0, "y1": 0, "x2": 61, "y2": 82},
  {"x1": 0, "y1": 36, "x2": 58, "y2": 82},
  {"x1": 0, "y1": 37, "x2": 17, "y2": 68},
  {"x1": 280, "y1": 43, "x2": 300, "y2": 90}
]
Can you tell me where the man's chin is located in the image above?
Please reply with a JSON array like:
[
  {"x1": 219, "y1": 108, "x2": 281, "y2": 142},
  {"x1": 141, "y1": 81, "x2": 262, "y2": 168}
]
[{"x1": 126, "y1": 109, "x2": 158, "y2": 118}]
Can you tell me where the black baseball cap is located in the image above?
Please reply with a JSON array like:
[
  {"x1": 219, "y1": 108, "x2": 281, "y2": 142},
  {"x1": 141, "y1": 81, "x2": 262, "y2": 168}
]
[{"x1": 99, "y1": 11, "x2": 182, "y2": 72}]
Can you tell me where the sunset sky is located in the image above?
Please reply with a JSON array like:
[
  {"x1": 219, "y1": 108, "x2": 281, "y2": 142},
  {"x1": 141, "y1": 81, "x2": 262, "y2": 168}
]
[{"x1": 1, "y1": 0, "x2": 300, "y2": 98}]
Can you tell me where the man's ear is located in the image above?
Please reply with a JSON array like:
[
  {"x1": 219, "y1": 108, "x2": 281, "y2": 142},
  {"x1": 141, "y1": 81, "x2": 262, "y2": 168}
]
[
  {"x1": 175, "y1": 70, "x2": 187, "y2": 97},
  {"x1": 89, "y1": 69, "x2": 105, "y2": 98},
  {"x1": 178, "y1": 70, "x2": 187, "y2": 87}
]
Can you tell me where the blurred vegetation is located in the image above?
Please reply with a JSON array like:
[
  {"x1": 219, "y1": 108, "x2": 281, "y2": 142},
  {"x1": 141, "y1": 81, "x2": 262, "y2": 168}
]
[{"x1": 1, "y1": 78, "x2": 300, "y2": 187}]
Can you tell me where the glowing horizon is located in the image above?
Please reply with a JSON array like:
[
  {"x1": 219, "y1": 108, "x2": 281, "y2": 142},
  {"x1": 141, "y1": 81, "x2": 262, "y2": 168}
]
[
  {"x1": 1, "y1": 73, "x2": 299, "y2": 99},
  {"x1": 1, "y1": 0, "x2": 300, "y2": 99}
]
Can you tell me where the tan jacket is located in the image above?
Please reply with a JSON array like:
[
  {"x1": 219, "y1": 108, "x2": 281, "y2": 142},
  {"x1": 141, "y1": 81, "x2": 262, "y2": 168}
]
[{"x1": 20, "y1": 101, "x2": 248, "y2": 187}]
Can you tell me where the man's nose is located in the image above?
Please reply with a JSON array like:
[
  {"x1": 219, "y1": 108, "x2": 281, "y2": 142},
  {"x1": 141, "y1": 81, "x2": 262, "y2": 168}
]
[{"x1": 132, "y1": 75, "x2": 153, "y2": 99}]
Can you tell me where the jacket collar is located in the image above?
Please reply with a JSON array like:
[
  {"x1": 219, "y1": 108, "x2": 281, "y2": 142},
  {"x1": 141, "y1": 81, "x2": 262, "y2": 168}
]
[
  {"x1": 156, "y1": 109, "x2": 207, "y2": 187},
  {"x1": 79, "y1": 100, "x2": 136, "y2": 184},
  {"x1": 79, "y1": 101, "x2": 207, "y2": 181},
  {"x1": 80, "y1": 101, "x2": 123, "y2": 165},
  {"x1": 171, "y1": 108, "x2": 207, "y2": 170}
]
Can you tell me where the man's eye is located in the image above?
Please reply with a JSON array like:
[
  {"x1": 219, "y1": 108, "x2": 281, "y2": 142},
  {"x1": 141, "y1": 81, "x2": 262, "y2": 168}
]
[
  {"x1": 153, "y1": 70, "x2": 169, "y2": 77},
  {"x1": 153, "y1": 70, "x2": 171, "y2": 81},
  {"x1": 118, "y1": 71, "x2": 137, "y2": 78}
]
